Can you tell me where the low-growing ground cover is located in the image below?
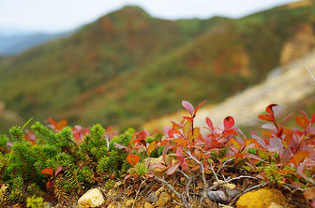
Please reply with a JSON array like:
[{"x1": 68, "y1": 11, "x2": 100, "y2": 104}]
[{"x1": 0, "y1": 101, "x2": 314, "y2": 207}]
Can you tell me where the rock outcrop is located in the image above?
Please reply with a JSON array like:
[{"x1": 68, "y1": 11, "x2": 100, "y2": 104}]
[
  {"x1": 236, "y1": 188, "x2": 286, "y2": 208},
  {"x1": 77, "y1": 188, "x2": 105, "y2": 208}
]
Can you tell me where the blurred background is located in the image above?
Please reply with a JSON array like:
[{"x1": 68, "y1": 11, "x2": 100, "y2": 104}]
[{"x1": 0, "y1": 0, "x2": 314, "y2": 133}]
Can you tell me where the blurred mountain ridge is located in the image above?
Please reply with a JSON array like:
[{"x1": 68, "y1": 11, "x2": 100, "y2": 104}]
[
  {"x1": 0, "y1": 1, "x2": 314, "y2": 132},
  {"x1": 0, "y1": 31, "x2": 72, "y2": 56}
]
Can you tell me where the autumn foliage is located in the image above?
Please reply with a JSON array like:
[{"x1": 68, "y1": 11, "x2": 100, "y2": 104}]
[{"x1": 0, "y1": 101, "x2": 314, "y2": 207}]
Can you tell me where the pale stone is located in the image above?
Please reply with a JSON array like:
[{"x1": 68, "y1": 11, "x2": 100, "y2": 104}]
[
  {"x1": 220, "y1": 205, "x2": 234, "y2": 208},
  {"x1": 144, "y1": 202, "x2": 153, "y2": 208},
  {"x1": 155, "y1": 186, "x2": 164, "y2": 196},
  {"x1": 236, "y1": 188, "x2": 286, "y2": 208},
  {"x1": 213, "y1": 180, "x2": 236, "y2": 189},
  {"x1": 77, "y1": 188, "x2": 105, "y2": 208},
  {"x1": 268, "y1": 202, "x2": 284, "y2": 208},
  {"x1": 146, "y1": 192, "x2": 158, "y2": 203},
  {"x1": 114, "y1": 181, "x2": 123, "y2": 188},
  {"x1": 125, "y1": 199, "x2": 135, "y2": 207}
]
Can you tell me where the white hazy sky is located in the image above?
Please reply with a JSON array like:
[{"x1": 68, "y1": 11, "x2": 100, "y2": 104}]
[{"x1": 0, "y1": 0, "x2": 297, "y2": 33}]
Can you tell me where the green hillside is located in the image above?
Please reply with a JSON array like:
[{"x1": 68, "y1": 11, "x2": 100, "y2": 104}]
[{"x1": 0, "y1": 2, "x2": 315, "y2": 132}]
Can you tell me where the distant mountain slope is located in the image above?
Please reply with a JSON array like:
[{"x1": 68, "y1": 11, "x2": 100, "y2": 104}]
[
  {"x1": 0, "y1": 2, "x2": 314, "y2": 131},
  {"x1": 0, "y1": 32, "x2": 70, "y2": 56},
  {"x1": 144, "y1": 51, "x2": 315, "y2": 131}
]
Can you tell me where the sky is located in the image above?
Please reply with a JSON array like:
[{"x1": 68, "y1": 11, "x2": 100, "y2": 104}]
[{"x1": 0, "y1": 0, "x2": 298, "y2": 34}]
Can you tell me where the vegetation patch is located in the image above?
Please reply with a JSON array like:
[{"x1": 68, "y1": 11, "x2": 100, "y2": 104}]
[{"x1": 0, "y1": 101, "x2": 314, "y2": 207}]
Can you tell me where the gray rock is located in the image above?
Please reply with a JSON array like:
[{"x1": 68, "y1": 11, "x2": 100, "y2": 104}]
[
  {"x1": 207, "y1": 190, "x2": 228, "y2": 203},
  {"x1": 146, "y1": 192, "x2": 158, "y2": 203}
]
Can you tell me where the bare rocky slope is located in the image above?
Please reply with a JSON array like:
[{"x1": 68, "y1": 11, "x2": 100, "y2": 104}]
[{"x1": 144, "y1": 51, "x2": 315, "y2": 131}]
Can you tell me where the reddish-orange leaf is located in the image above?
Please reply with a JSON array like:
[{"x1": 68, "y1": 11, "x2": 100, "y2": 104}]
[
  {"x1": 266, "y1": 104, "x2": 278, "y2": 115},
  {"x1": 172, "y1": 123, "x2": 182, "y2": 131},
  {"x1": 295, "y1": 116, "x2": 309, "y2": 130},
  {"x1": 191, "y1": 164, "x2": 201, "y2": 171},
  {"x1": 41, "y1": 168, "x2": 53, "y2": 176},
  {"x1": 244, "y1": 138, "x2": 256, "y2": 146},
  {"x1": 173, "y1": 138, "x2": 188, "y2": 146},
  {"x1": 206, "y1": 117, "x2": 214, "y2": 131},
  {"x1": 194, "y1": 100, "x2": 206, "y2": 115},
  {"x1": 56, "y1": 120, "x2": 68, "y2": 130},
  {"x1": 23, "y1": 135, "x2": 36, "y2": 145},
  {"x1": 55, "y1": 166, "x2": 63, "y2": 176},
  {"x1": 183, "y1": 120, "x2": 192, "y2": 136},
  {"x1": 46, "y1": 181, "x2": 53, "y2": 189},
  {"x1": 167, "y1": 163, "x2": 180, "y2": 175},
  {"x1": 47, "y1": 118, "x2": 56, "y2": 126},
  {"x1": 236, "y1": 153, "x2": 244, "y2": 158},
  {"x1": 147, "y1": 141, "x2": 157, "y2": 154},
  {"x1": 224, "y1": 116, "x2": 234, "y2": 129},
  {"x1": 224, "y1": 129, "x2": 237, "y2": 136},
  {"x1": 182, "y1": 116, "x2": 193, "y2": 121},
  {"x1": 127, "y1": 154, "x2": 140, "y2": 166},
  {"x1": 282, "y1": 133, "x2": 293, "y2": 148},
  {"x1": 291, "y1": 151, "x2": 310, "y2": 166},
  {"x1": 191, "y1": 128, "x2": 200, "y2": 140},
  {"x1": 258, "y1": 114, "x2": 275, "y2": 122},
  {"x1": 229, "y1": 138, "x2": 241, "y2": 151}
]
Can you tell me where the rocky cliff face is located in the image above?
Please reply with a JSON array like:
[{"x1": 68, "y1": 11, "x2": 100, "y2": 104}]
[{"x1": 280, "y1": 24, "x2": 315, "y2": 66}]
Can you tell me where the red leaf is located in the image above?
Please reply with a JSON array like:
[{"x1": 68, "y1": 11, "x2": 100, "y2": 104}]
[
  {"x1": 47, "y1": 118, "x2": 68, "y2": 131},
  {"x1": 173, "y1": 138, "x2": 187, "y2": 146},
  {"x1": 280, "y1": 112, "x2": 295, "y2": 125},
  {"x1": 224, "y1": 129, "x2": 237, "y2": 136},
  {"x1": 244, "y1": 138, "x2": 257, "y2": 146},
  {"x1": 147, "y1": 141, "x2": 157, "y2": 154},
  {"x1": 55, "y1": 166, "x2": 63, "y2": 177},
  {"x1": 311, "y1": 114, "x2": 315, "y2": 124},
  {"x1": 206, "y1": 117, "x2": 214, "y2": 131},
  {"x1": 224, "y1": 116, "x2": 234, "y2": 129},
  {"x1": 182, "y1": 100, "x2": 194, "y2": 116},
  {"x1": 258, "y1": 114, "x2": 275, "y2": 122},
  {"x1": 194, "y1": 100, "x2": 206, "y2": 115},
  {"x1": 182, "y1": 116, "x2": 193, "y2": 121},
  {"x1": 127, "y1": 154, "x2": 140, "y2": 166},
  {"x1": 266, "y1": 104, "x2": 278, "y2": 115},
  {"x1": 167, "y1": 163, "x2": 180, "y2": 175},
  {"x1": 124, "y1": 175, "x2": 131, "y2": 180},
  {"x1": 280, "y1": 148, "x2": 292, "y2": 165},
  {"x1": 298, "y1": 110, "x2": 309, "y2": 119},
  {"x1": 41, "y1": 168, "x2": 53, "y2": 176},
  {"x1": 291, "y1": 151, "x2": 310, "y2": 166},
  {"x1": 176, "y1": 147, "x2": 184, "y2": 158},
  {"x1": 47, "y1": 118, "x2": 56, "y2": 126},
  {"x1": 229, "y1": 138, "x2": 241, "y2": 151},
  {"x1": 57, "y1": 120, "x2": 68, "y2": 130},
  {"x1": 282, "y1": 133, "x2": 293, "y2": 148},
  {"x1": 295, "y1": 116, "x2": 310, "y2": 130},
  {"x1": 162, "y1": 143, "x2": 169, "y2": 164},
  {"x1": 46, "y1": 181, "x2": 52, "y2": 189}
]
